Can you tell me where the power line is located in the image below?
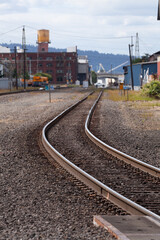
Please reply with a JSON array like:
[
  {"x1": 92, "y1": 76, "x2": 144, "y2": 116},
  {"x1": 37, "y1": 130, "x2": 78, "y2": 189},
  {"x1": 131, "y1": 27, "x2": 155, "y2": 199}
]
[
  {"x1": 0, "y1": 26, "x2": 23, "y2": 38},
  {"x1": 0, "y1": 24, "x2": 135, "y2": 46},
  {"x1": 53, "y1": 32, "x2": 134, "y2": 40},
  {"x1": 139, "y1": 37, "x2": 156, "y2": 54},
  {"x1": 25, "y1": 24, "x2": 135, "y2": 40},
  {"x1": 25, "y1": 25, "x2": 37, "y2": 31}
]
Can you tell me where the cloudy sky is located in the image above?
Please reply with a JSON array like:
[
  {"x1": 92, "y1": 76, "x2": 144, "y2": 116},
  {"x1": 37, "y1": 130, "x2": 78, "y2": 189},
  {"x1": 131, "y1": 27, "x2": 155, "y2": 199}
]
[{"x1": 0, "y1": 0, "x2": 159, "y2": 55}]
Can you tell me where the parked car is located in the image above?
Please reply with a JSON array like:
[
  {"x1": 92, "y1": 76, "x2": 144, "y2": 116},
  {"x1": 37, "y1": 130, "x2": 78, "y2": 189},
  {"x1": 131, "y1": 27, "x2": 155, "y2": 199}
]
[{"x1": 94, "y1": 82, "x2": 105, "y2": 88}]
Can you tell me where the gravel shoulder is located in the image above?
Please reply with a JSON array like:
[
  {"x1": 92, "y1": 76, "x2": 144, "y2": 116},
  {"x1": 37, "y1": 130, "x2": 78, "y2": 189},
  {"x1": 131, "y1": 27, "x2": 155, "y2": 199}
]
[
  {"x1": 1, "y1": 89, "x2": 159, "y2": 239},
  {"x1": 0, "y1": 89, "x2": 114, "y2": 240},
  {"x1": 90, "y1": 91, "x2": 160, "y2": 168}
]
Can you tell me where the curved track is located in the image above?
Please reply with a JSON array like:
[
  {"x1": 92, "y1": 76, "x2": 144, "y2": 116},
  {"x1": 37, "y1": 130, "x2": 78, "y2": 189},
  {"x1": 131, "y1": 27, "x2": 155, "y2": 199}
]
[
  {"x1": 42, "y1": 91, "x2": 160, "y2": 221},
  {"x1": 85, "y1": 91, "x2": 160, "y2": 178}
]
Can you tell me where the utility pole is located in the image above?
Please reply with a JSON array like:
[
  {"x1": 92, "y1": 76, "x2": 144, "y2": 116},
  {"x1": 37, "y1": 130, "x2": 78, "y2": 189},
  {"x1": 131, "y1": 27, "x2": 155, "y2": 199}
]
[
  {"x1": 131, "y1": 36, "x2": 134, "y2": 60},
  {"x1": 111, "y1": 64, "x2": 112, "y2": 85},
  {"x1": 129, "y1": 44, "x2": 134, "y2": 90},
  {"x1": 24, "y1": 49, "x2": 26, "y2": 89},
  {"x1": 158, "y1": 0, "x2": 160, "y2": 20},
  {"x1": 14, "y1": 46, "x2": 18, "y2": 90},
  {"x1": 22, "y1": 25, "x2": 26, "y2": 90}
]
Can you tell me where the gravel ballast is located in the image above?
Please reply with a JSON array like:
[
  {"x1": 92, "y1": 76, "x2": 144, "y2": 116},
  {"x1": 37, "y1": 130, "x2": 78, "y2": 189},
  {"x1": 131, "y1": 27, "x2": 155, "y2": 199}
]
[
  {"x1": 0, "y1": 90, "x2": 114, "y2": 240},
  {"x1": 91, "y1": 91, "x2": 160, "y2": 168},
  {"x1": 47, "y1": 92, "x2": 160, "y2": 216},
  {"x1": 1, "y1": 89, "x2": 159, "y2": 239}
]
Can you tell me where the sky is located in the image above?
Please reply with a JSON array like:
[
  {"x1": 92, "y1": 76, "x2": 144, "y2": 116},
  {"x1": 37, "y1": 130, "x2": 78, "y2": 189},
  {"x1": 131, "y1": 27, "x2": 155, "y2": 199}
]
[{"x1": 0, "y1": 0, "x2": 159, "y2": 56}]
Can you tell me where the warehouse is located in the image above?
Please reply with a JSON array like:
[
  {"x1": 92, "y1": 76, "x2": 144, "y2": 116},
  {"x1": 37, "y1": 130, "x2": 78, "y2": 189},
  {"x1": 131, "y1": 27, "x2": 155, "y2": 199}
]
[
  {"x1": 0, "y1": 30, "x2": 78, "y2": 85},
  {"x1": 124, "y1": 61, "x2": 157, "y2": 90}
]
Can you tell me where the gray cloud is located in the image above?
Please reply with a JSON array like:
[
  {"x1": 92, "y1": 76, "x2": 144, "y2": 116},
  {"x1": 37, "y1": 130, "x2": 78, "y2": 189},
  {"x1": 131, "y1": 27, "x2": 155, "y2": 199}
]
[{"x1": 0, "y1": 0, "x2": 159, "y2": 55}]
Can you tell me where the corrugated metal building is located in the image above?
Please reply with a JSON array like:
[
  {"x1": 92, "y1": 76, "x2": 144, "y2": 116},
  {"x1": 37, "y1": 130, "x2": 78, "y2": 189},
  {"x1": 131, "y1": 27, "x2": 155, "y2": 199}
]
[{"x1": 124, "y1": 61, "x2": 157, "y2": 89}]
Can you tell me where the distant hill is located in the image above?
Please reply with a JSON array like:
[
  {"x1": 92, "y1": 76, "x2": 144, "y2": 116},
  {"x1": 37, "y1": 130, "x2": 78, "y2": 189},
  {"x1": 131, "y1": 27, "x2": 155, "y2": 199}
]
[
  {"x1": 1, "y1": 43, "x2": 129, "y2": 73},
  {"x1": 78, "y1": 49, "x2": 129, "y2": 73}
]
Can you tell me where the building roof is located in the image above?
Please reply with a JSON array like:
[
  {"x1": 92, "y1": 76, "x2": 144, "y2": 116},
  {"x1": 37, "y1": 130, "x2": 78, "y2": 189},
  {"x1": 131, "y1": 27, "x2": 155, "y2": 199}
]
[
  {"x1": 125, "y1": 61, "x2": 157, "y2": 68},
  {"x1": 150, "y1": 51, "x2": 160, "y2": 57},
  {"x1": 0, "y1": 45, "x2": 11, "y2": 53}
]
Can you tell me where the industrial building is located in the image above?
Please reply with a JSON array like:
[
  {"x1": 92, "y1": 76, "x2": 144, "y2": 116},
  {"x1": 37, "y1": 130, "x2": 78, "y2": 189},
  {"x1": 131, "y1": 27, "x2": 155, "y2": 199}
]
[
  {"x1": 77, "y1": 56, "x2": 90, "y2": 85},
  {"x1": 124, "y1": 52, "x2": 160, "y2": 89},
  {"x1": 0, "y1": 29, "x2": 90, "y2": 86}
]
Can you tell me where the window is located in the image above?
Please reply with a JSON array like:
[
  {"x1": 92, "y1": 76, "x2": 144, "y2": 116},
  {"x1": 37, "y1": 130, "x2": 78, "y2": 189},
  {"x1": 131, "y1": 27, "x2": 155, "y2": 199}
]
[
  {"x1": 46, "y1": 63, "x2": 53, "y2": 67},
  {"x1": 56, "y1": 56, "x2": 63, "y2": 61},
  {"x1": 46, "y1": 57, "x2": 53, "y2": 60},
  {"x1": 56, "y1": 70, "x2": 63, "y2": 73},
  {"x1": 57, "y1": 76, "x2": 63, "y2": 82},
  {"x1": 39, "y1": 63, "x2": 43, "y2": 67},
  {"x1": 56, "y1": 62, "x2": 64, "y2": 67},
  {"x1": 46, "y1": 70, "x2": 53, "y2": 73}
]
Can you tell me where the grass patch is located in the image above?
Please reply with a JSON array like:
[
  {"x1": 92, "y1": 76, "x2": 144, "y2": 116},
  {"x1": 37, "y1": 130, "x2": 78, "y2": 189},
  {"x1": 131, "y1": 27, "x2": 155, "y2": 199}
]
[
  {"x1": 104, "y1": 89, "x2": 157, "y2": 102},
  {"x1": 88, "y1": 94, "x2": 98, "y2": 100}
]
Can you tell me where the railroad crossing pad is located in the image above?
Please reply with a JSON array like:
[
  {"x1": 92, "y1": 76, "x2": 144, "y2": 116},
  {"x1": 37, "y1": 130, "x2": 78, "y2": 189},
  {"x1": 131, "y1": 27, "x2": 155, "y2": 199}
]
[{"x1": 93, "y1": 215, "x2": 160, "y2": 240}]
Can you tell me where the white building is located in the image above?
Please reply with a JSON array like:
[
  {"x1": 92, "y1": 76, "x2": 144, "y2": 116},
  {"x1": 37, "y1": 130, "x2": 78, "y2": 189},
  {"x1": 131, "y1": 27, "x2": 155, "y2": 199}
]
[
  {"x1": 67, "y1": 46, "x2": 77, "y2": 53},
  {"x1": 0, "y1": 64, "x2": 3, "y2": 76},
  {"x1": 0, "y1": 46, "x2": 11, "y2": 53}
]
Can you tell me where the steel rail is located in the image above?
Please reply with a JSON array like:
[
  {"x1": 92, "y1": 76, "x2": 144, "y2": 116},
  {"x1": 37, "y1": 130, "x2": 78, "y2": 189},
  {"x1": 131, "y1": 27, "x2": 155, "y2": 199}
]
[
  {"x1": 85, "y1": 91, "x2": 160, "y2": 178},
  {"x1": 42, "y1": 91, "x2": 160, "y2": 221}
]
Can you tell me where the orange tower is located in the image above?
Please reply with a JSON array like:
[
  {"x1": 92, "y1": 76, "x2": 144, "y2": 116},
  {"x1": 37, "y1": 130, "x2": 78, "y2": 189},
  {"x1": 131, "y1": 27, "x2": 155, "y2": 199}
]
[{"x1": 37, "y1": 29, "x2": 50, "y2": 52}]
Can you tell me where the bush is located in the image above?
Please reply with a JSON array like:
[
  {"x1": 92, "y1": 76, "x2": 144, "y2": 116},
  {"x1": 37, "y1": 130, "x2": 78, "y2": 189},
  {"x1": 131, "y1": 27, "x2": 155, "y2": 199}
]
[{"x1": 142, "y1": 81, "x2": 160, "y2": 99}]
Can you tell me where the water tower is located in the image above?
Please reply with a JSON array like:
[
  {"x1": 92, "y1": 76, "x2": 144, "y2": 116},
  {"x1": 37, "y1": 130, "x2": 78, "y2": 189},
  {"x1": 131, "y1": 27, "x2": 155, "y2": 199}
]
[{"x1": 37, "y1": 29, "x2": 50, "y2": 52}]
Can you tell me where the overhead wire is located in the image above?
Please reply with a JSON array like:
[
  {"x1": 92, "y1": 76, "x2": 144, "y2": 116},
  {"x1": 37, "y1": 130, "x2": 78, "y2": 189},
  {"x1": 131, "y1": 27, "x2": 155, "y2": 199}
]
[
  {"x1": 25, "y1": 24, "x2": 135, "y2": 40},
  {"x1": 2, "y1": 25, "x2": 156, "y2": 56},
  {"x1": 139, "y1": 37, "x2": 157, "y2": 55},
  {"x1": 0, "y1": 26, "x2": 23, "y2": 38}
]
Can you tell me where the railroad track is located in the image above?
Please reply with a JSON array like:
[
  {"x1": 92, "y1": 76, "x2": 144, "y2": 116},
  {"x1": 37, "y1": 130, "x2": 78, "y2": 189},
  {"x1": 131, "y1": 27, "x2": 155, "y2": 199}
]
[
  {"x1": 86, "y1": 91, "x2": 160, "y2": 178},
  {"x1": 42, "y1": 91, "x2": 160, "y2": 221}
]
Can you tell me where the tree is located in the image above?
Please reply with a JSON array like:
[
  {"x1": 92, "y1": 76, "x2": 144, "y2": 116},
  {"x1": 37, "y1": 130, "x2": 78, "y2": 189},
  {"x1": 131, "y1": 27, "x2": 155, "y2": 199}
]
[
  {"x1": 141, "y1": 53, "x2": 150, "y2": 62},
  {"x1": 132, "y1": 58, "x2": 142, "y2": 64},
  {"x1": 34, "y1": 72, "x2": 52, "y2": 82},
  {"x1": 132, "y1": 54, "x2": 150, "y2": 64},
  {"x1": 91, "y1": 71, "x2": 97, "y2": 84}
]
